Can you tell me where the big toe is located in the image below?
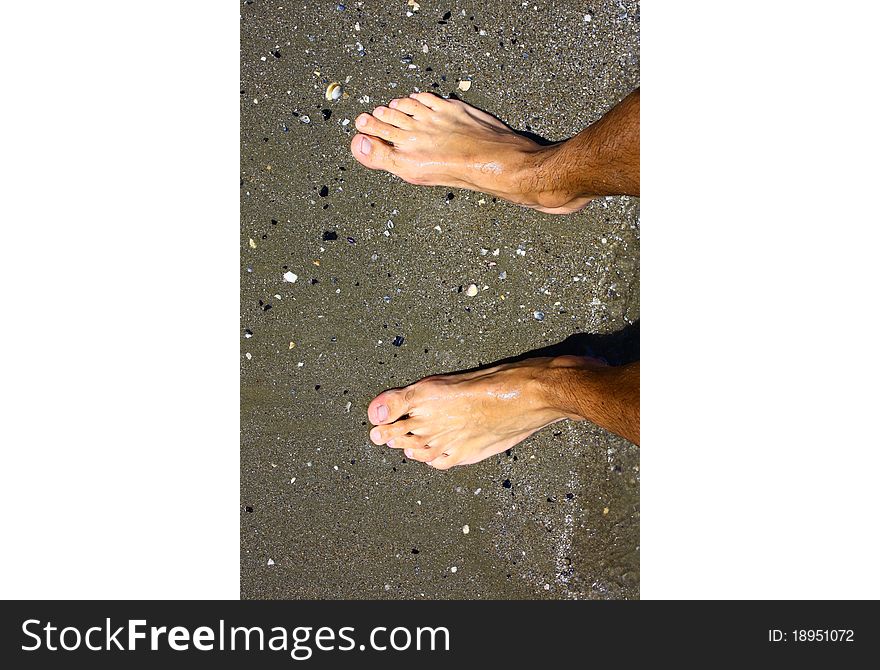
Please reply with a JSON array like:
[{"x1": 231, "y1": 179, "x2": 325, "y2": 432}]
[
  {"x1": 350, "y1": 132, "x2": 394, "y2": 171},
  {"x1": 368, "y1": 387, "x2": 411, "y2": 425}
]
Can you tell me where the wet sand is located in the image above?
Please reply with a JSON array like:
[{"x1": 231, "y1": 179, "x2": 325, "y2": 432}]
[{"x1": 241, "y1": 0, "x2": 640, "y2": 599}]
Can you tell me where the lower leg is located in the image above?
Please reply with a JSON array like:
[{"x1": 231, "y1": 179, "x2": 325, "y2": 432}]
[
  {"x1": 545, "y1": 357, "x2": 640, "y2": 445},
  {"x1": 531, "y1": 89, "x2": 640, "y2": 207}
]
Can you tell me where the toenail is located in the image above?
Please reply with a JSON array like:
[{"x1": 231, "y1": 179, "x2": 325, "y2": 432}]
[
  {"x1": 387, "y1": 439, "x2": 395, "y2": 448},
  {"x1": 404, "y1": 448, "x2": 413, "y2": 458},
  {"x1": 370, "y1": 427, "x2": 381, "y2": 442},
  {"x1": 356, "y1": 115, "x2": 367, "y2": 127},
  {"x1": 374, "y1": 107, "x2": 384, "y2": 117},
  {"x1": 389, "y1": 99, "x2": 398, "y2": 108},
  {"x1": 376, "y1": 404, "x2": 388, "y2": 421},
  {"x1": 359, "y1": 136, "x2": 373, "y2": 155}
]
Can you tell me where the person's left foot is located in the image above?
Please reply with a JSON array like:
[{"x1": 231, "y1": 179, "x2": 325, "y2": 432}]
[{"x1": 367, "y1": 357, "x2": 594, "y2": 469}]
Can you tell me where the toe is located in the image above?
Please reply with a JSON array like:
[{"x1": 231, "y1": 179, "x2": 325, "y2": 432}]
[
  {"x1": 389, "y1": 96, "x2": 430, "y2": 118},
  {"x1": 350, "y1": 133, "x2": 395, "y2": 170},
  {"x1": 355, "y1": 113, "x2": 405, "y2": 143},
  {"x1": 368, "y1": 387, "x2": 413, "y2": 425},
  {"x1": 369, "y1": 418, "x2": 418, "y2": 446},
  {"x1": 409, "y1": 92, "x2": 447, "y2": 110},
  {"x1": 427, "y1": 451, "x2": 459, "y2": 470},
  {"x1": 373, "y1": 105, "x2": 415, "y2": 130},
  {"x1": 405, "y1": 444, "x2": 445, "y2": 463},
  {"x1": 392, "y1": 434, "x2": 428, "y2": 453},
  {"x1": 462, "y1": 103, "x2": 509, "y2": 129}
]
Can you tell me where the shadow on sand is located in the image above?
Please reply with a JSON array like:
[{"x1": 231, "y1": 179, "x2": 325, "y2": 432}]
[{"x1": 458, "y1": 320, "x2": 640, "y2": 375}]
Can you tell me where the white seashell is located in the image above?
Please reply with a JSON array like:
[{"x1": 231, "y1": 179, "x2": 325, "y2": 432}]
[
  {"x1": 466, "y1": 284, "x2": 478, "y2": 297},
  {"x1": 325, "y1": 82, "x2": 343, "y2": 101},
  {"x1": 457, "y1": 80, "x2": 472, "y2": 91}
]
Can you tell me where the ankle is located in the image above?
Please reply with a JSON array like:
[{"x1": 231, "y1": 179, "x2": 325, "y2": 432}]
[
  {"x1": 547, "y1": 357, "x2": 640, "y2": 444},
  {"x1": 541, "y1": 355, "x2": 607, "y2": 421},
  {"x1": 523, "y1": 142, "x2": 593, "y2": 209}
]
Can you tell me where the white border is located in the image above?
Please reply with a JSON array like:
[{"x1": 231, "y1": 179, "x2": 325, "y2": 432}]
[
  {"x1": 0, "y1": 1, "x2": 239, "y2": 598},
  {"x1": 641, "y1": 1, "x2": 880, "y2": 598}
]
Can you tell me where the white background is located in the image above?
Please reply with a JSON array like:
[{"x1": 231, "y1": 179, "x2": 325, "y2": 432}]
[{"x1": 0, "y1": 1, "x2": 877, "y2": 599}]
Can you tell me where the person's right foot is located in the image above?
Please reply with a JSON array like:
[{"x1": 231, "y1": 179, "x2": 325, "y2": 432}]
[{"x1": 350, "y1": 92, "x2": 593, "y2": 214}]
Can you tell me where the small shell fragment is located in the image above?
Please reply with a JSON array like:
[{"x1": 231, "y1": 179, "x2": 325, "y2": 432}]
[
  {"x1": 282, "y1": 271, "x2": 298, "y2": 283},
  {"x1": 466, "y1": 284, "x2": 478, "y2": 297},
  {"x1": 325, "y1": 82, "x2": 343, "y2": 101},
  {"x1": 457, "y1": 80, "x2": 472, "y2": 92}
]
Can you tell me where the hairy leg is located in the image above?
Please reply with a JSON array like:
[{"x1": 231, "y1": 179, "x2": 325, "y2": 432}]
[
  {"x1": 533, "y1": 88, "x2": 640, "y2": 207},
  {"x1": 546, "y1": 356, "x2": 640, "y2": 446}
]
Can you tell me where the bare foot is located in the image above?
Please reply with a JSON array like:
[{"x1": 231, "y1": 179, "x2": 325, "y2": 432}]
[
  {"x1": 350, "y1": 92, "x2": 593, "y2": 214},
  {"x1": 366, "y1": 356, "x2": 608, "y2": 470}
]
